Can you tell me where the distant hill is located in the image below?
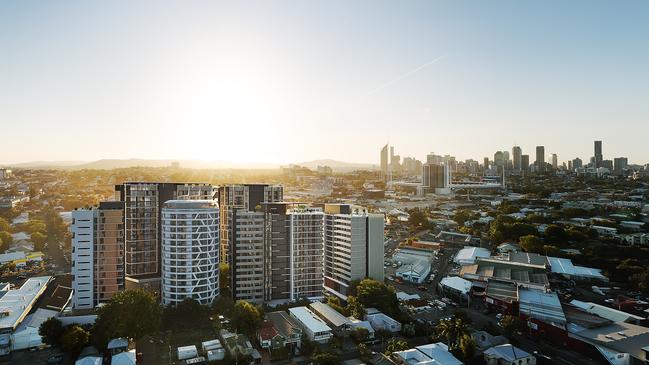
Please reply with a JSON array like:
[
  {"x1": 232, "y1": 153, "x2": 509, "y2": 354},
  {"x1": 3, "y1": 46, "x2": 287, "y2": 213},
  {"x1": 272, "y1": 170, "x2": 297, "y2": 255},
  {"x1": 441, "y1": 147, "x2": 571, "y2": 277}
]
[
  {"x1": 296, "y1": 159, "x2": 377, "y2": 172},
  {"x1": 5, "y1": 159, "x2": 279, "y2": 170},
  {"x1": 5, "y1": 158, "x2": 376, "y2": 171}
]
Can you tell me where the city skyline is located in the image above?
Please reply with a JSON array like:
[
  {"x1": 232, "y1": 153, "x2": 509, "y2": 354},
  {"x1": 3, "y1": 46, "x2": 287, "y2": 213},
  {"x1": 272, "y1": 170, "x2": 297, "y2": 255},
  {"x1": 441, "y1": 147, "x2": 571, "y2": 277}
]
[{"x1": 2, "y1": 1, "x2": 649, "y2": 165}]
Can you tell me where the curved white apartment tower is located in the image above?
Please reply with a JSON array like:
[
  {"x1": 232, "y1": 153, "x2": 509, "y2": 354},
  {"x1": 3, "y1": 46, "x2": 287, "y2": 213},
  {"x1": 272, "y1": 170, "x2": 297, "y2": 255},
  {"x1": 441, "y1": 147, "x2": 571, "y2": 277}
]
[{"x1": 161, "y1": 200, "x2": 219, "y2": 306}]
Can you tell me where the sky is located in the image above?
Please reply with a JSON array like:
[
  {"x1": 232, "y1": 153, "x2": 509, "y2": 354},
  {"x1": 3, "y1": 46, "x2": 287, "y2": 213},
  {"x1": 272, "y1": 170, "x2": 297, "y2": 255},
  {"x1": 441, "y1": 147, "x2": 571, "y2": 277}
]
[{"x1": 1, "y1": 0, "x2": 648, "y2": 166}]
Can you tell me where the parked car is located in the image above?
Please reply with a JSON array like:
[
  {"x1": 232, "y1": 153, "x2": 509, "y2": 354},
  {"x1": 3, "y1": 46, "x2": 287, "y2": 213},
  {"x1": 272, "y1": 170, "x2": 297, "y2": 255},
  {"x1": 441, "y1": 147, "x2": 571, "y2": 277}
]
[{"x1": 46, "y1": 354, "x2": 64, "y2": 364}]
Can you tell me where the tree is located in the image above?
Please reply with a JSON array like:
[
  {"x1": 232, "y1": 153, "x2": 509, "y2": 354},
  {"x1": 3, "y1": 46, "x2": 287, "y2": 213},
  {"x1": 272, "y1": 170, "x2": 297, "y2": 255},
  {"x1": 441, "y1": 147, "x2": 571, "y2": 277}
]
[
  {"x1": 310, "y1": 350, "x2": 339, "y2": 365},
  {"x1": 61, "y1": 325, "x2": 90, "y2": 355},
  {"x1": 0, "y1": 231, "x2": 13, "y2": 248},
  {"x1": 435, "y1": 315, "x2": 469, "y2": 351},
  {"x1": 458, "y1": 334, "x2": 476, "y2": 361},
  {"x1": 357, "y1": 343, "x2": 372, "y2": 360},
  {"x1": 544, "y1": 225, "x2": 569, "y2": 246},
  {"x1": 519, "y1": 235, "x2": 543, "y2": 253},
  {"x1": 499, "y1": 315, "x2": 522, "y2": 337},
  {"x1": 453, "y1": 209, "x2": 477, "y2": 227},
  {"x1": 39, "y1": 317, "x2": 64, "y2": 348},
  {"x1": 219, "y1": 263, "x2": 230, "y2": 290},
  {"x1": 384, "y1": 338, "x2": 409, "y2": 355},
  {"x1": 0, "y1": 218, "x2": 10, "y2": 232},
  {"x1": 231, "y1": 300, "x2": 263, "y2": 336},
  {"x1": 543, "y1": 245, "x2": 560, "y2": 256},
  {"x1": 163, "y1": 298, "x2": 210, "y2": 330},
  {"x1": 351, "y1": 327, "x2": 369, "y2": 344},
  {"x1": 327, "y1": 296, "x2": 347, "y2": 315},
  {"x1": 92, "y1": 289, "x2": 161, "y2": 347},
  {"x1": 408, "y1": 209, "x2": 428, "y2": 230},
  {"x1": 31, "y1": 231, "x2": 47, "y2": 252},
  {"x1": 346, "y1": 295, "x2": 366, "y2": 319},
  {"x1": 355, "y1": 279, "x2": 399, "y2": 317}
]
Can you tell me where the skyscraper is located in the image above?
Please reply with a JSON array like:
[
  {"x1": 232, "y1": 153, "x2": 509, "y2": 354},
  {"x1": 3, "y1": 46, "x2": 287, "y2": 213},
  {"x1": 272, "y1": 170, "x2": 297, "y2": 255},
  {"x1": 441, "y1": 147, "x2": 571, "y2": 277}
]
[
  {"x1": 323, "y1": 204, "x2": 384, "y2": 300},
  {"x1": 512, "y1": 146, "x2": 522, "y2": 171},
  {"x1": 494, "y1": 151, "x2": 505, "y2": 172},
  {"x1": 230, "y1": 209, "x2": 266, "y2": 303},
  {"x1": 380, "y1": 144, "x2": 389, "y2": 180},
  {"x1": 420, "y1": 163, "x2": 448, "y2": 195},
  {"x1": 161, "y1": 200, "x2": 219, "y2": 306},
  {"x1": 218, "y1": 184, "x2": 282, "y2": 263},
  {"x1": 114, "y1": 182, "x2": 213, "y2": 294},
  {"x1": 263, "y1": 203, "x2": 324, "y2": 302},
  {"x1": 594, "y1": 140, "x2": 603, "y2": 168},
  {"x1": 71, "y1": 201, "x2": 125, "y2": 309},
  {"x1": 551, "y1": 154, "x2": 558, "y2": 169},
  {"x1": 572, "y1": 158, "x2": 583, "y2": 170},
  {"x1": 614, "y1": 157, "x2": 628, "y2": 176},
  {"x1": 521, "y1": 155, "x2": 530, "y2": 173},
  {"x1": 535, "y1": 146, "x2": 545, "y2": 172}
]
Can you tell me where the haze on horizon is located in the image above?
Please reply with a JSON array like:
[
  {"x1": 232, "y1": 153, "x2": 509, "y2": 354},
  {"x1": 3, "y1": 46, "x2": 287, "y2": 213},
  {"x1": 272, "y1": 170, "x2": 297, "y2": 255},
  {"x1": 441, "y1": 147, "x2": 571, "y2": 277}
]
[{"x1": 1, "y1": 1, "x2": 648, "y2": 166}]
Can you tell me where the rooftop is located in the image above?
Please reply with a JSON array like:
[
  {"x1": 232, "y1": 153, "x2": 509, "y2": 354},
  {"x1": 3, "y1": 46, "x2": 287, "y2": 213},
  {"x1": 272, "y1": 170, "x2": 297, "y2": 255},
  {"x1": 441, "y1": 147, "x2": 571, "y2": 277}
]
[
  {"x1": 570, "y1": 300, "x2": 644, "y2": 323},
  {"x1": 0, "y1": 276, "x2": 51, "y2": 331},
  {"x1": 519, "y1": 288, "x2": 566, "y2": 325},
  {"x1": 439, "y1": 276, "x2": 472, "y2": 294},
  {"x1": 309, "y1": 302, "x2": 351, "y2": 328},
  {"x1": 163, "y1": 199, "x2": 217, "y2": 209},
  {"x1": 454, "y1": 246, "x2": 491, "y2": 265},
  {"x1": 484, "y1": 344, "x2": 532, "y2": 361},
  {"x1": 288, "y1": 306, "x2": 332, "y2": 333}
]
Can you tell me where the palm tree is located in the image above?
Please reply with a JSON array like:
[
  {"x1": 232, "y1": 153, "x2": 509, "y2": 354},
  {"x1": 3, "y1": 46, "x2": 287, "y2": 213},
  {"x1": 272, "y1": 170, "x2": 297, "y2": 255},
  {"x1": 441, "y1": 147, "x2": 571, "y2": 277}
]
[{"x1": 435, "y1": 316, "x2": 470, "y2": 350}]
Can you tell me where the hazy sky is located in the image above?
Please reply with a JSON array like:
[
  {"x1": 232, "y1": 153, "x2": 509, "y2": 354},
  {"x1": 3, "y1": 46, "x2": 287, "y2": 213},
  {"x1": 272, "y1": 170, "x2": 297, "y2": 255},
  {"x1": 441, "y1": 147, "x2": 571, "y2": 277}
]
[{"x1": 2, "y1": 1, "x2": 648, "y2": 165}]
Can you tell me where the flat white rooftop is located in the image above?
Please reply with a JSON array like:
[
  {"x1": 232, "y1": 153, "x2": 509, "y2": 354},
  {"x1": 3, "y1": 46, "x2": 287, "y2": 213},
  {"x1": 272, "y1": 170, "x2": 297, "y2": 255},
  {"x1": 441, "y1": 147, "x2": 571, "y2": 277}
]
[
  {"x1": 0, "y1": 276, "x2": 51, "y2": 331},
  {"x1": 288, "y1": 306, "x2": 332, "y2": 333}
]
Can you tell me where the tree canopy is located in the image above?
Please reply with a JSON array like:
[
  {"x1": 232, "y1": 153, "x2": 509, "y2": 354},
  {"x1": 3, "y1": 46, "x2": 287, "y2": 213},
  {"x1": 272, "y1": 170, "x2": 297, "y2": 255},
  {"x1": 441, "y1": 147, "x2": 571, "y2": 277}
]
[
  {"x1": 231, "y1": 300, "x2": 263, "y2": 336},
  {"x1": 92, "y1": 289, "x2": 161, "y2": 347},
  {"x1": 39, "y1": 317, "x2": 64, "y2": 348},
  {"x1": 354, "y1": 279, "x2": 399, "y2": 317},
  {"x1": 61, "y1": 325, "x2": 90, "y2": 355}
]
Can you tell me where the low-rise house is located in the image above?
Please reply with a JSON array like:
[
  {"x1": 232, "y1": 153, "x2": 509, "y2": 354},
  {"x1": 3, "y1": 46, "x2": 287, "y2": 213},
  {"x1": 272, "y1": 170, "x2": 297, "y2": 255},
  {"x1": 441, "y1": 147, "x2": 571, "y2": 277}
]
[
  {"x1": 201, "y1": 339, "x2": 225, "y2": 361},
  {"x1": 471, "y1": 331, "x2": 509, "y2": 352},
  {"x1": 265, "y1": 311, "x2": 302, "y2": 350},
  {"x1": 393, "y1": 342, "x2": 463, "y2": 365},
  {"x1": 219, "y1": 329, "x2": 261, "y2": 363},
  {"x1": 111, "y1": 349, "x2": 136, "y2": 365},
  {"x1": 365, "y1": 308, "x2": 401, "y2": 333},
  {"x1": 288, "y1": 307, "x2": 333, "y2": 343},
  {"x1": 258, "y1": 321, "x2": 285, "y2": 350},
  {"x1": 484, "y1": 344, "x2": 536, "y2": 365}
]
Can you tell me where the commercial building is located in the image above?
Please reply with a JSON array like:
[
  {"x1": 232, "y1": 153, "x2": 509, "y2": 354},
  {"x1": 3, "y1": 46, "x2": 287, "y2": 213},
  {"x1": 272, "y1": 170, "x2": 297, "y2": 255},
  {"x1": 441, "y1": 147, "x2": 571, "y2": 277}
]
[
  {"x1": 535, "y1": 146, "x2": 545, "y2": 172},
  {"x1": 552, "y1": 153, "x2": 558, "y2": 169},
  {"x1": 71, "y1": 202, "x2": 127, "y2": 309},
  {"x1": 218, "y1": 184, "x2": 282, "y2": 264},
  {"x1": 521, "y1": 155, "x2": 530, "y2": 173},
  {"x1": 0, "y1": 276, "x2": 51, "y2": 355},
  {"x1": 161, "y1": 200, "x2": 219, "y2": 306},
  {"x1": 614, "y1": 157, "x2": 628, "y2": 176},
  {"x1": 380, "y1": 144, "x2": 389, "y2": 181},
  {"x1": 454, "y1": 246, "x2": 491, "y2": 266},
  {"x1": 512, "y1": 146, "x2": 522, "y2": 171},
  {"x1": 594, "y1": 140, "x2": 603, "y2": 168},
  {"x1": 322, "y1": 204, "x2": 384, "y2": 300},
  {"x1": 420, "y1": 163, "x2": 448, "y2": 195}
]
